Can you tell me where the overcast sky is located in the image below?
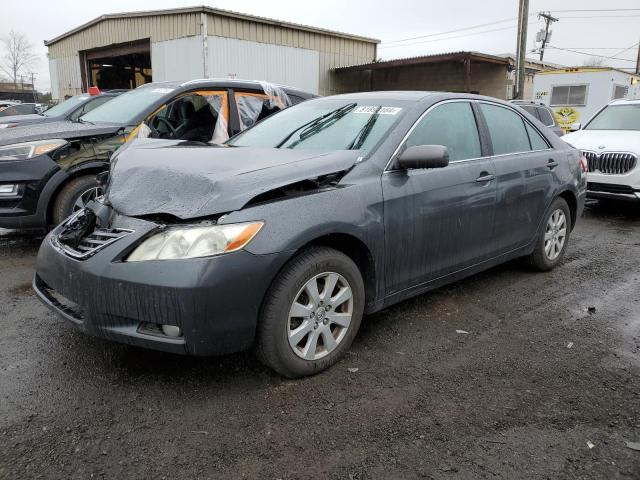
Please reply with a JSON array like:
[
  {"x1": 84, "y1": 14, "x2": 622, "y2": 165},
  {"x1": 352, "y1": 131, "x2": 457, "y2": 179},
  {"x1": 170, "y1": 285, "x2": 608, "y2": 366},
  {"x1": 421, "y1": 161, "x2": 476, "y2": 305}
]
[{"x1": 3, "y1": 0, "x2": 640, "y2": 91}]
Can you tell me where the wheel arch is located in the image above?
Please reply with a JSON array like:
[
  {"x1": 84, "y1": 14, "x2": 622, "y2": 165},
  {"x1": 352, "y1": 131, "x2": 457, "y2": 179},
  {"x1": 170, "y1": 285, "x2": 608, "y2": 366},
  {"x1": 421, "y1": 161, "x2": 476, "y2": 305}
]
[
  {"x1": 557, "y1": 189, "x2": 578, "y2": 230},
  {"x1": 264, "y1": 231, "x2": 379, "y2": 313},
  {"x1": 44, "y1": 162, "x2": 109, "y2": 226}
]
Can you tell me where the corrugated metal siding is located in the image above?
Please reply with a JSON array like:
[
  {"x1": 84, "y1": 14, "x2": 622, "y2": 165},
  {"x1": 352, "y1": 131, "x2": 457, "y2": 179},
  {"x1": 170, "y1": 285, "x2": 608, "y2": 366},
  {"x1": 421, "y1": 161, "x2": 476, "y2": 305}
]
[
  {"x1": 152, "y1": 36, "x2": 205, "y2": 82},
  {"x1": 48, "y1": 59, "x2": 59, "y2": 99},
  {"x1": 206, "y1": 13, "x2": 375, "y2": 95},
  {"x1": 49, "y1": 56, "x2": 83, "y2": 97},
  {"x1": 47, "y1": 14, "x2": 201, "y2": 59},
  {"x1": 207, "y1": 37, "x2": 320, "y2": 94}
]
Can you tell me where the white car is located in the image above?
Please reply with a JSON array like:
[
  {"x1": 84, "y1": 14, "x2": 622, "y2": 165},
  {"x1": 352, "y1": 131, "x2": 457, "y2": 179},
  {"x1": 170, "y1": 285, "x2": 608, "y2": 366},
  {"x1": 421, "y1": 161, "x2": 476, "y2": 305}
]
[{"x1": 563, "y1": 99, "x2": 640, "y2": 202}]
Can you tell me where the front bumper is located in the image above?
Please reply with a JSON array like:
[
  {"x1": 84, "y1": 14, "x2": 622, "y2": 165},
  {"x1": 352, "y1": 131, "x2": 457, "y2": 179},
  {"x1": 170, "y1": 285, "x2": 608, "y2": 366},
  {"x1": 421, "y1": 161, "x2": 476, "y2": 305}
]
[
  {"x1": 587, "y1": 182, "x2": 640, "y2": 202},
  {"x1": 34, "y1": 217, "x2": 290, "y2": 356},
  {"x1": 0, "y1": 154, "x2": 60, "y2": 228}
]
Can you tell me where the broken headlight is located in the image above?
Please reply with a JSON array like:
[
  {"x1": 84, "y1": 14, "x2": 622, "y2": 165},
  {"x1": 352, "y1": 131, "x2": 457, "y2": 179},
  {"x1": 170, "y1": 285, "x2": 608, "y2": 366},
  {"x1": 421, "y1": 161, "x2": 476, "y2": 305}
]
[
  {"x1": 126, "y1": 222, "x2": 264, "y2": 262},
  {"x1": 0, "y1": 139, "x2": 67, "y2": 161}
]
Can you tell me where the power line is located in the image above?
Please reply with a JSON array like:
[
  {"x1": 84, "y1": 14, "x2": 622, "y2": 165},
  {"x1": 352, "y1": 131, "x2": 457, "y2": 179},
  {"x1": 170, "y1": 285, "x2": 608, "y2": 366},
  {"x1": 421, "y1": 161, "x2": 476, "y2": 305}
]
[
  {"x1": 546, "y1": 45, "x2": 638, "y2": 63},
  {"x1": 556, "y1": 14, "x2": 640, "y2": 19},
  {"x1": 379, "y1": 24, "x2": 526, "y2": 49},
  {"x1": 380, "y1": 17, "x2": 522, "y2": 45},
  {"x1": 550, "y1": 8, "x2": 640, "y2": 12}
]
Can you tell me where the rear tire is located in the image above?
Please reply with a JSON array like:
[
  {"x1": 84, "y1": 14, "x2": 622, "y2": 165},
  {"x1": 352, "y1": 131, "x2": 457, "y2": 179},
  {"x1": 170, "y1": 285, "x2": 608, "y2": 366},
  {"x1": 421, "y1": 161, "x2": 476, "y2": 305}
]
[
  {"x1": 528, "y1": 197, "x2": 571, "y2": 271},
  {"x1": 51, "y1": 175, "x2": 103, "y2": 226},
  {"x1": 256, "y1": 246, "x2": 365, "y2": 378}
]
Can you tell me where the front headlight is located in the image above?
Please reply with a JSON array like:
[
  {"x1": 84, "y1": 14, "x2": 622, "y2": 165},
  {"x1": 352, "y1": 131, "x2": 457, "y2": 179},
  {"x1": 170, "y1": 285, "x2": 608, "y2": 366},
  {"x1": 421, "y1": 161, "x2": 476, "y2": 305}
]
[
  {"x1": 126, "y1": 221, "x2": 264, "y2": 262},
  {"x1": 0, "y1": 139, "x2": 67, "y2": 161}
]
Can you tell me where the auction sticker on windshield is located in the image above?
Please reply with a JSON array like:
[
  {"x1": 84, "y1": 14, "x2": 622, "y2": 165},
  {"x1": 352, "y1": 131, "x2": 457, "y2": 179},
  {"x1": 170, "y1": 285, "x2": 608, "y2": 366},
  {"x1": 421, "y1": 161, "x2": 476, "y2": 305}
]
[{"x1": 353, "y1": 106, "x2": 402, "y2": 115}]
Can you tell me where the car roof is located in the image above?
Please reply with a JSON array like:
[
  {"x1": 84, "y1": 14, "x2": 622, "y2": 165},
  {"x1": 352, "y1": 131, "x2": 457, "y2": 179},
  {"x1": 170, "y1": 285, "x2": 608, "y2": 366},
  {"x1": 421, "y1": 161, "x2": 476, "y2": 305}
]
[
  {"x1": 510, "y1": 100, "x2": 548, "y2": 106},
  {"x1": 135, "y1": 78, "x2": 317, "y2": 99},
  {"x1": 609, "y1": 98, "x2": 640, "y2": 106}
]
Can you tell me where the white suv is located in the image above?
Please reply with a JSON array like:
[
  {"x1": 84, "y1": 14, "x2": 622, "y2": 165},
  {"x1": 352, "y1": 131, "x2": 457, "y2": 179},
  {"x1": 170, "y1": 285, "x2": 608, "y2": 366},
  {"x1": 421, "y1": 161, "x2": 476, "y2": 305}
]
[{"x1": 563, "y1": 99, "x2": 640, "y2": 202}]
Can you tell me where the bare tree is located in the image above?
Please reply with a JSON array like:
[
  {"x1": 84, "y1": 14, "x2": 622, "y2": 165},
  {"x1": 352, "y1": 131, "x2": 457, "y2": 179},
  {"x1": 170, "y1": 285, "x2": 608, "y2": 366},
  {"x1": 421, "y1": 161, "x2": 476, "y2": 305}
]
[
  {"x1": 583, "y1": 57, "x2": 608, "y2": 67},
  {"x1": 1, "y1": 30, "x2": 37, "y2": 84}
]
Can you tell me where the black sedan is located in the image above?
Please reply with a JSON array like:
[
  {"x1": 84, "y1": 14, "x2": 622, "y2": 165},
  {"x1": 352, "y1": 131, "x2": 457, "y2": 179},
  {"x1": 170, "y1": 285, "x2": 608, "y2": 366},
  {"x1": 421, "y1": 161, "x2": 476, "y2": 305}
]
[
  {"x1": 0, "y1": 91, "x2": 122, "y2": 129},
  {"x1": 34, "y1": 92, "x2": 587, "y2": 377}
]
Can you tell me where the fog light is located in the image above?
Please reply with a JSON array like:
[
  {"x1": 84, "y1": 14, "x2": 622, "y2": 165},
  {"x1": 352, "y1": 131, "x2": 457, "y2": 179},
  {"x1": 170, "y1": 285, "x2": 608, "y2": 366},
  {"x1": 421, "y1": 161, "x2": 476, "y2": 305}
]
[
  {"x1": 161, "y1": 325, "x2": 182, "y2": 337},
  {"x1": 0, "y1": 184, "x2": 19, "y2": 197}
]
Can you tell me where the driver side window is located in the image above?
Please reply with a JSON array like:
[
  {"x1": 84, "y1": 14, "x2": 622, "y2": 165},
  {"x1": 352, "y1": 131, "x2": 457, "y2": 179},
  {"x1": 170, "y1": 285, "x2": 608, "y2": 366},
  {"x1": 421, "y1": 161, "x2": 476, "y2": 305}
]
[
  {"x1": 405, "y1": 102, "x2": 482, "y2": 162},
  {"x1": 143, "y1": 91, "x2": 229, "y2": 144}
]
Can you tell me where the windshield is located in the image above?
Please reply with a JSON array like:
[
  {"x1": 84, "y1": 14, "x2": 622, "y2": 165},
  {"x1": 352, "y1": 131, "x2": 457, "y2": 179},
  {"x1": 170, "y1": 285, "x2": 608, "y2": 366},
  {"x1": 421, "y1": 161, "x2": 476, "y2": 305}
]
[
  {"x1": 585, "y1": 104, "x2": 640, "y2": 131},
  {"x1": 81, "y1": 85, "x2": 174, "y2": 125},
  {"x1": 43, "y1": 95, "x2": 89, "y2": 117},
  {"x1": 227, "y1": 100, "x2": 405, "y2": 154}
]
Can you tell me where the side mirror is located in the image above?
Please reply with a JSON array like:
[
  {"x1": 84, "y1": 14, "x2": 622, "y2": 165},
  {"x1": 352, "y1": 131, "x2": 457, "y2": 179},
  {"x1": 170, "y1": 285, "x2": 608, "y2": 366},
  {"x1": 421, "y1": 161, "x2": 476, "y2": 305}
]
[
  {"x1": 569, "y1": 122, "x2": 581, "y2": 132},
  {"x1": 397, "y1": 145, "x2": 449, "y2": 170}
]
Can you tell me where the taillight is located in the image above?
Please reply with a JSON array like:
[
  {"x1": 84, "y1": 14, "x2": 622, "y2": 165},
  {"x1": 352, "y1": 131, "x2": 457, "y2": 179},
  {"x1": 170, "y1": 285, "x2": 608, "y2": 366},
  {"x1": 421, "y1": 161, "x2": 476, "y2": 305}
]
[{"x1": 579, "y1": 155, "x2": 588, "y2": 173}]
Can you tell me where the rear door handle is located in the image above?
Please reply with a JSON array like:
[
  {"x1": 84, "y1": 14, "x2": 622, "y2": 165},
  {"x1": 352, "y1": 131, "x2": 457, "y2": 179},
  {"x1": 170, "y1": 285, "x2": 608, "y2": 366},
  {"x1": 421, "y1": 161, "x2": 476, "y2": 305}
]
[
  {"x1": 476, "y1": 173, "x2": 495, "y2": 183},
  {"x1": 547, "y1": 159, "x2": 559, "y2": 169}
]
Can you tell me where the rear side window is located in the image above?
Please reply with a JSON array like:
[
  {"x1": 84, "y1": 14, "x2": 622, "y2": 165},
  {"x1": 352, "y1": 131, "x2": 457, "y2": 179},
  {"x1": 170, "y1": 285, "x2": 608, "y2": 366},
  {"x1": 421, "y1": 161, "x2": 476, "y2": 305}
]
[
  {"x1": 405, "y1": 102, "x2": 481, "y2": 161},
  {"x1": 520, "y1": 105, "x2": 539, "y2": 119},
  {"x1": 525, "y1": 123, "x2": 549, "y2": 150},
  {"x1": 480, "y1": 103, "x2": 530, "y2": 155},
  {"x1": 537, "y1": 107, "x2": 555, "y2": 127}
]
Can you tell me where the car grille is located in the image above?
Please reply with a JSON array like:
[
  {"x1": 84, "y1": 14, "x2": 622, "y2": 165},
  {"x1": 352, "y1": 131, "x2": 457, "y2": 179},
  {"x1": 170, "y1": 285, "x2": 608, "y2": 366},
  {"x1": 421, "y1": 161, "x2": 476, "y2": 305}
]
[
  {"x1": 54, "y1": 227, "x2": 133, "y2": 260},
  {"x1": 583, "y1": 151, "x2": 637, "y2": 175}
]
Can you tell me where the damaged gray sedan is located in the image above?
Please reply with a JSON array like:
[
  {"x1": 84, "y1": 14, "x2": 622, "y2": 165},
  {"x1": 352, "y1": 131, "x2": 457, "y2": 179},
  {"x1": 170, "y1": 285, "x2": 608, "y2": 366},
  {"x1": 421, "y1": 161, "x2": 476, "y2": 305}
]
[{"x1": 34, "y1": 92, "x2": 586, "y2": 377}]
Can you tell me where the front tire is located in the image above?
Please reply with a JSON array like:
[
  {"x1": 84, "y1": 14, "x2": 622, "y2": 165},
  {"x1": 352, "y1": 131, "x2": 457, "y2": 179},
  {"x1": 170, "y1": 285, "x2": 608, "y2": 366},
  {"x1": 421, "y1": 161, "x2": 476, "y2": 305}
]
[
  {"x1": 52, "y1": 175, "x2": 103, "y2": 226},
  {"x1": 256, "y1": 246, "x2": 365, "y2": 378},
  {"x1": 528, "y1": 197, "x2": 571, "y2": 271}
]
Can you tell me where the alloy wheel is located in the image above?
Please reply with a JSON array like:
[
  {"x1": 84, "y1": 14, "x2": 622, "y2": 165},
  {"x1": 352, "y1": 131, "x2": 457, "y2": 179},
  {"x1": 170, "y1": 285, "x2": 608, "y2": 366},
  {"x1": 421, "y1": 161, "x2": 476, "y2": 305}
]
[
  {"x1": 287, "y1": 272, "x2": 354, "y2": 361},
  {"x1": 544, "y1": 209, "x2": 567, "y2": 261}
]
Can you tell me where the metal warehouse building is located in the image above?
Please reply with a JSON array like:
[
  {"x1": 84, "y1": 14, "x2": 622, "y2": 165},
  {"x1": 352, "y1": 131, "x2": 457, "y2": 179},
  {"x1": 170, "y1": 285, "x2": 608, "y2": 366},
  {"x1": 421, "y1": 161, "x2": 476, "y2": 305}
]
[{"x1": 45, "y1": 6, "x2": 379, "y2": 100}]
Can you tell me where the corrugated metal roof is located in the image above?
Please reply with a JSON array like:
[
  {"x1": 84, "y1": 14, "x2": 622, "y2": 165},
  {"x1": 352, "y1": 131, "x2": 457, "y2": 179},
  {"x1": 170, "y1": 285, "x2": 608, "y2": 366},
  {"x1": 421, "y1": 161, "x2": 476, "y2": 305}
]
[
  {"x1": 44, "y1": 5, "x2": 380, "y2": 46},
  {"x1": 333, "y1": 51, "x2": 568, "y2": 73},
  {"x1": 333, "y1": 51, "x2": 512, "y2": 72}
]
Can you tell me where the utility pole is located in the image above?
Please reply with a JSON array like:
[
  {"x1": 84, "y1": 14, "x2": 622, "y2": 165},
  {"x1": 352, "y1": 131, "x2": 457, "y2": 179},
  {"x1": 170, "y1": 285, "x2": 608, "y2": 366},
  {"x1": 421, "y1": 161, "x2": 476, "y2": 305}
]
[
  {"x1": 29, "y1": 72, "x2": 37, "y2": 102},
  {"x1": 636, "y1": 39, "x2": 640, "y2": 74},
  {"x1": 515, "y1": 0, "x2": 530, "y2": 99},
  {"x1": 537, "y1": 12, "x2": 558, "y2": 62}
]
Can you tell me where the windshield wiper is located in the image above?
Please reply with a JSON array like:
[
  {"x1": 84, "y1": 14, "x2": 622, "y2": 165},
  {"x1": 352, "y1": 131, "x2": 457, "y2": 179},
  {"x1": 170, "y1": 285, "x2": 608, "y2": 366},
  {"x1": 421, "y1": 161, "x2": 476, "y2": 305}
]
[
  {"x1": 276, "y1": 103, "x2": 357, "y2": 148},
  {"x1": 347, "y1": 106, "x2": 382, "y2": 150}
]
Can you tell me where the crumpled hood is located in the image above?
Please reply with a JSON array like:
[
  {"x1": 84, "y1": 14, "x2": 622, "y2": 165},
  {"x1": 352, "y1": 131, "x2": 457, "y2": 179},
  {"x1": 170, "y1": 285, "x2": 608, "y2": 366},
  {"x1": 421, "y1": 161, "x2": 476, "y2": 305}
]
[
  {"x1": 106, "y1": 139, "x2": 360, "y2": 219},
  {"x1": 562, "y1": 130, "x2": 640, "y2": 155},
  {"x1": 0, "y1": 120, "x2": 123, "y2": 146}
]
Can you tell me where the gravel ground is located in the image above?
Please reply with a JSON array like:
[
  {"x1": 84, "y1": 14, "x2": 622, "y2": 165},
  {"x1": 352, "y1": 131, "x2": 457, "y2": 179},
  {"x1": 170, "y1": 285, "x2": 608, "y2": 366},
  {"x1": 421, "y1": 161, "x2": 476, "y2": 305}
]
[{"x1": 0, "y1": 200, "x2": 639, "y2": 479}]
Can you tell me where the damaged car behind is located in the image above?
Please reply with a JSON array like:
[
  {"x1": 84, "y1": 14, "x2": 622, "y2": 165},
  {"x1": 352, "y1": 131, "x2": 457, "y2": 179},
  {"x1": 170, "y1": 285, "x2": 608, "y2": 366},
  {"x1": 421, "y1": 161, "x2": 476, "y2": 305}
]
[
  {"x1": 0, "y1": 79, "x2": 313, "y2": 230},
  {"x1": 34, "y1": 92, "x2": 587, "y2": 378}
]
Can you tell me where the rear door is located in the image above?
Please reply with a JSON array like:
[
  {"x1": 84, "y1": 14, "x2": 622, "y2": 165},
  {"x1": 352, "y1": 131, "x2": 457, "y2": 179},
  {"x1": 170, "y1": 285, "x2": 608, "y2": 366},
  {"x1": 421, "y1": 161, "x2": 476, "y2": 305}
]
[
  {"x1": 382, "y1": 100, "x2": 497, "y2": 294},
  {"x1": 477, "y1": 102, "x2": 556, "y2": 254}
]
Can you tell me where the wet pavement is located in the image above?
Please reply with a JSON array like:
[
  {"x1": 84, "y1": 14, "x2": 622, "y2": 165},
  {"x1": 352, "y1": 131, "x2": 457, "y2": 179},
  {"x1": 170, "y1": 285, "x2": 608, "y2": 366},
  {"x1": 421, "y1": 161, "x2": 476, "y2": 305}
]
[{"x1": 0, "y1": 200, "x2": 639, "y2": 479}]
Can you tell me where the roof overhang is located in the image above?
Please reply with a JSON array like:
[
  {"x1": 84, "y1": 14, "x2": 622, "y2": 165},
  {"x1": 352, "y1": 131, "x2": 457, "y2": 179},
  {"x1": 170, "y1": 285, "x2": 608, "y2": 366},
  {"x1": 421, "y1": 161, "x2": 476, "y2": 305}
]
[
  {"x1": 45, "y1": 5, "x2": 380, "y2": 47},
  {"x1": 333, "y1": 51, "x2": 511, "y2": 73}
]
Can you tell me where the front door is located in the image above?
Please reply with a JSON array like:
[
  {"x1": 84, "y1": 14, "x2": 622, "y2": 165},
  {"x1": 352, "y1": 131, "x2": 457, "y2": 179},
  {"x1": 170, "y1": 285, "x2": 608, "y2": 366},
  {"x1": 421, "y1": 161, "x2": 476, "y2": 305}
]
[{"x1": 382, "y1": 101, "x2": 497, "y2": 295}]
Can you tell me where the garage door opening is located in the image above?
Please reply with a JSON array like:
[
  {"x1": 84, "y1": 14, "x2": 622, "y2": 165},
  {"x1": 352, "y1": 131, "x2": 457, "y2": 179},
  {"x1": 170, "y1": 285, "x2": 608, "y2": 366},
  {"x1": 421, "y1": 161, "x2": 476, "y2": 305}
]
[{"x1": 81, "y1": 40, "x2": 152, "y2": 91}]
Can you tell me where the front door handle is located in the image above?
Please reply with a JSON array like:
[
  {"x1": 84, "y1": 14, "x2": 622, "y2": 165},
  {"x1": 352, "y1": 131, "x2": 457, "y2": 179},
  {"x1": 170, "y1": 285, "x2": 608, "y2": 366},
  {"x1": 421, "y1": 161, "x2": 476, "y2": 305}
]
[
  {"x1": 547, "y1": 159, "x2": 559, "y2": 169},
  {"x1": 476, "y1": 173, "x2": 495, "y2": 183}
]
